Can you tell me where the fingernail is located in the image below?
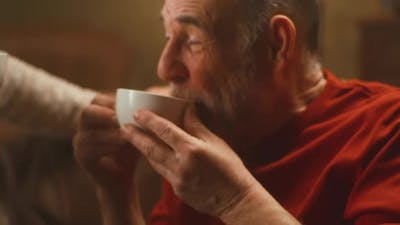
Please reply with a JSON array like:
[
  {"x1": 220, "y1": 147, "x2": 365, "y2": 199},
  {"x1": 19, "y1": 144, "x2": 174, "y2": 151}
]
[
  {"x1": 133, "y1": 111, "x2": 139, "y2": 120},
  {"x1": 134, "y1": 109, "x2": 146, "y2": 123},
  {"x1": 121, "y1": 124, "x2": 134, "y2": 134}
]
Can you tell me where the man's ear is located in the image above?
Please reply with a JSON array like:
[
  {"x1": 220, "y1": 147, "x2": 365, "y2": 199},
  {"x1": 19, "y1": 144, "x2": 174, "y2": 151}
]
[{"x1": 269, "y1": 15, "x2": 297, "y2": 70}]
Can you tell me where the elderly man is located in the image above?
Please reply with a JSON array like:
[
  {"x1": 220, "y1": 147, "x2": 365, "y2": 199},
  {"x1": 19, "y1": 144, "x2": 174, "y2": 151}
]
[{"x1": 74, "y1": 0, "x2": 400, "y2": 224}]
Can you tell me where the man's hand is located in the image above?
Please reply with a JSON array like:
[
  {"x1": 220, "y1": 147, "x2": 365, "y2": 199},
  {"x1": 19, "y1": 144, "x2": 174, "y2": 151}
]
[
  {"x1": 73, "y1": 94, "x2": 139, "y2": 190},
  {"x1": 120, "y1": 105, "x2": 258, "y2": 217}
]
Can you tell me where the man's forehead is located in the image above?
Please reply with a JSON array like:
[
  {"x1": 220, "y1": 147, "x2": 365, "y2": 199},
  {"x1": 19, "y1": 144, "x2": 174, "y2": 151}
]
[
  {"x1": 162, "y1": 0, "x2": 212, "y2": 19},
  {"x1": 161, "y1": 0, "x2": 232, "y2": 22}
]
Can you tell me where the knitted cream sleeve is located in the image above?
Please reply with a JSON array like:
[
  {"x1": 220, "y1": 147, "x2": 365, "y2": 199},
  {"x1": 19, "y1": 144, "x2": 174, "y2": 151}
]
[{"x1": 0, "y1": 52, "x2": 97, "y2": 137}]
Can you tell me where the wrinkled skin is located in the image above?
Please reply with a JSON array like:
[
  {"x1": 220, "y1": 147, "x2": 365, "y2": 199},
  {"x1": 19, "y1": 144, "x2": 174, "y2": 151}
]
[
  {"x1": 73, "y1": 94, "x2": 139, "y2": 190},
  {"x1": 73, "y1": 0, "x2": 311, "y2": 223},
  {"x1": 121, "y1": 106, "x2": 258, "y2": 216},
  {"x1": 74, "y1": 85, "x2": 170, "y2": 191}
]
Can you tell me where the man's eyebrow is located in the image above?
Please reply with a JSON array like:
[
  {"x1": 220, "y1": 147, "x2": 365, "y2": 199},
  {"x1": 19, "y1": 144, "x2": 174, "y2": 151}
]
[
  {"x1": 176, "y1": 15, "x2": 204, "y2": 29},
  {"x1": 159, "y1": 14, "x2": 206, "y2": 30}
]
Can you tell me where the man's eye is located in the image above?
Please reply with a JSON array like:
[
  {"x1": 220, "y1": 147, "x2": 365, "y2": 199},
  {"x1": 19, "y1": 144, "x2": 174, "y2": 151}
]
[{"x1": 187, "y1": 40, "x2": 203, "y2": 53}]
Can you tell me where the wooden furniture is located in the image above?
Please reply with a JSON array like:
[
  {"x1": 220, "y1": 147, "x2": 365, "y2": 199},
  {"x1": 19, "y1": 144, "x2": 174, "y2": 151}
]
[
  {"x1": 0, "y1": 26, "x2": 132, "y2": 137},
  {"x1": 359, "y1": 18, "x2": 400, "y2": 86},
  {"x1": 0, "y1": 27, "x2": 131, "y2": 91}
]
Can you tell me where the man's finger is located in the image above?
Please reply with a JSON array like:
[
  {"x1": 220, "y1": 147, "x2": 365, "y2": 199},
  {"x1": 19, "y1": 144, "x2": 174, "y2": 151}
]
[
  {"x1": 73, "y1": 130, "x2": 136, "y2": 165},
  {"x1": 121, "y1": 124, "x2": 175, "y2": 166},
  {"x1": 74, "y1": 129, "x2": 129, "y2": 147},
  {"x1": 74, "y1": 145, "x2": 137, "y2": 173},
  {"x1": 74, "y1": 143, "x2": 133, "y2": 161},
  {"x1": 79, "y1": 105, "x2": 119, "y2": 130},
  {"x1": 134, "y1": 110, "x2": 194, "y2": 150},
  {"x1": 91, "y1": 94, "x2": 115, "y2": 109}
]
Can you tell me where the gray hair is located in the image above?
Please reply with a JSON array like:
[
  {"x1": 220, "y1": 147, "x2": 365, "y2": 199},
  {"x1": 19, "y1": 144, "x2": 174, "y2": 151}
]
[{"x1": 234, "y1": 0, "x2": 321, "y2": 54}]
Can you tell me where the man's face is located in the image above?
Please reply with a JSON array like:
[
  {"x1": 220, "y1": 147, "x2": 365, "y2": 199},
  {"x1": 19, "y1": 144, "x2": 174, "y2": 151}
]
[{"x1": 158, "y1": 0, "x2": 260, "y2": 124}]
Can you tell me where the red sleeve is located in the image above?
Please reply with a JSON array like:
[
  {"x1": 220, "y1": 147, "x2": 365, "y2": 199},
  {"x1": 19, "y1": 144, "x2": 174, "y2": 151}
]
[
  {"x1": 148, "y1": 181, "x2": 222, "y2": 225},
  {"x1": 148, "y1": 181, "x2": 174, "y2": 225},
  {"x1": 344, "y1": 101, "x2": 400, "y2": 225}
]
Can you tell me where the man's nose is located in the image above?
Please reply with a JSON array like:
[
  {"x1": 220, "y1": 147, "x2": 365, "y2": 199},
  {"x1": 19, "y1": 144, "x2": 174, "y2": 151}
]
[{"x1": 157, "y1": 42, "x2": 189, "y2": 83}]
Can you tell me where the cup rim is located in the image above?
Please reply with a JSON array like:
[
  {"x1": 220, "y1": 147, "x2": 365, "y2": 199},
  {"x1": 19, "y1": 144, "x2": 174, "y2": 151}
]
[{"x1": 117, "y1": 88, "x2": 189, "y2": 103}]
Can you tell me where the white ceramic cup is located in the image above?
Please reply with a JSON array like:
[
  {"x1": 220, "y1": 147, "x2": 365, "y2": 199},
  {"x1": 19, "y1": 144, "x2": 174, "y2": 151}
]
[{"x1": 115, "y1": 88, "x2": 189, "y2": 127}]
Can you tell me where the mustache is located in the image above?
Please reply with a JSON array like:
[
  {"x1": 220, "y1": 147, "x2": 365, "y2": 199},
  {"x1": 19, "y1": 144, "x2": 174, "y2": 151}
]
[
  {"x1": 170, "y1": 84, "x2": 219, "y2": 114},
  {"x1": 170, "y1": 84, "x2": 207, "y2": 103}
]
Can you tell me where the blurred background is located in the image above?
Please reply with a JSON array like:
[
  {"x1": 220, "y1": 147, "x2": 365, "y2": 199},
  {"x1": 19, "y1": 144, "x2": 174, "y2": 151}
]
[
  {"x1": 0, "y1": 0, "x2": 399, "y2": 92},
  {"x1": 0, "y1": 0, "x2": 399, "y2": 225}
]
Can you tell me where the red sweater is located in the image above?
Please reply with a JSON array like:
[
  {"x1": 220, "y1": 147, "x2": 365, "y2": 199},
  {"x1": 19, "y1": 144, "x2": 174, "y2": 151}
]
[{"x1": 149, "y1": 72, "x2": 400, "y2": 225}]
